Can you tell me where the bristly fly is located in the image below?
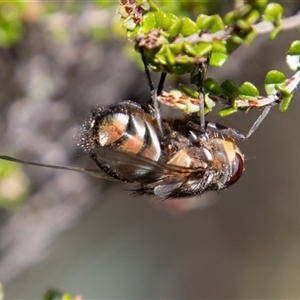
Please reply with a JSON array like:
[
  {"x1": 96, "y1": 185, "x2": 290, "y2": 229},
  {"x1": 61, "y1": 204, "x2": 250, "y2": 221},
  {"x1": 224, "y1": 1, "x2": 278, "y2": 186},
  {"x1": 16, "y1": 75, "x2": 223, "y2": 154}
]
[{"x1": 0, "y1": 51, "x2": 274, "y2": 199}]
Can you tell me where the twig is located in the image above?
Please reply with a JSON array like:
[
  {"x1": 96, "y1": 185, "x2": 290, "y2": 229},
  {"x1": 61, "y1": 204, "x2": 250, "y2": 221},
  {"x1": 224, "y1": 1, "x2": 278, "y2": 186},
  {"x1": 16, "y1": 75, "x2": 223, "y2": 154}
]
[
  {"x1": 253, "y1": 11, "x2": 300, "y2": 34},
  {"x1": 172, "y1": 12, "x2": 300, "y2": 45}
]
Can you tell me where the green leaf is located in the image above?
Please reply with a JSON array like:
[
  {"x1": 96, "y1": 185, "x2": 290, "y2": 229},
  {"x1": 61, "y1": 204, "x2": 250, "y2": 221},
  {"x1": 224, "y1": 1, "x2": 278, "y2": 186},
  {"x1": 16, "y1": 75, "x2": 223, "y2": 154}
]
[
  {"x1": 203, "y1": 78, "x2": 220, "y2": 95},
  {"x1": 265, "y1": 70, "x2": 286, "y2": 84},
  {"x1": 268, "y1": 26, "x2": 281, "y2": 40},
  {"x1": 242, "y1": 29, "x2": 257, "y2": 44},
  {"x1": 196, "y1": 14, "x2": 224, "y2": 33},
  {"x1": 220, "y1": 79, "x2": 238, "y2": 100},
  {"x1": 264, "y1": 70, "x2": 286, "y2": 95},
  {"x1": 252, "y1": 0, "x2": 268, "y2": 10},
  {"x1": 210, "y1": 51, "x2": 228, "y2": 67},
  {"x1": 263, "y1": 3, "x2": 283, "y2": 39},
  {"x1": 204, "y1": 94, "x2": 216, "y2": 111},
  {"x1": 183, "y1": 42, "x2": 212, "y2": 57},
  {"x1": 229, "y1": 33, "x2": 244, "y2": 45},
  {"x1": 141, "y1": 11, "x2": 178, "y2": 33},
  {"x1": 169, "y1": 62, "x2": 193, "y2": 75},
  {"x1": 224, "y1": 11, "x2": 236, "y2": 25},
  {"x1": 160, "y1": 12, "x2": 179, "y2": 31},
  {"x1": 286, "y1": 40, "x2": 300, "y2": 71},
  {"x1": 193, "y1": 42, "x2": 213, "y2": 56},
  {"x1": 263, "y1": 3, "x2": 283, "y2": 23},
  {"x1": 169, "y1": 17, "x2": 198, "y2": 38},
  {"x1": 245, "y1": 9, "x2": 260, "y2": 25},
  {"x1": 155, "y1": 44, "x2": 175, "y2": 65},
  {"x1": 238, "y1": 82, "x2": 259, "y2": 100},
  {"x1": 279, "y1": 92, "x2": 292, "y2": 112},
  {"x1": 276, "y1": 85, "x2": 293, "y2": 112},
  {"x1": 179, "y1": 84, "x2": 199, "y2": 98},
  {"x1": 219, "y1": 79, "x2": 239, "y2": 113},
  {"x1": 169, "y1": 43, "x2": 183, "y2": 54},
  {"x1": 219, "y1": 107, "x2": 238, "y2": 117},
  {"x1": 210, "y1": 41, "x2": 228, "y2": 65},
  {"x1": 165, "y1": 46, "x2": 176, "y2": 66},
  {"x1": 140, "y1": 12, "x2": 156, "y2": 32},
  {"x1": 236, "y1": 9, "x2": 260, "y2": 29},
  {"x1": 212, "y1": 41, "x2": 227, "y2": 53}
]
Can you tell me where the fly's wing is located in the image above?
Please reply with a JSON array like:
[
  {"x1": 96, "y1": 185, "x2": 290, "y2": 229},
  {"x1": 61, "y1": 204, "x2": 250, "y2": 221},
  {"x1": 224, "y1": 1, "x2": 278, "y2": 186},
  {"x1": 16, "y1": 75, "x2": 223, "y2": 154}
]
[
  {"x1": 0, "y1": 146, "x2": 205, "y2": 189},
  {"x1": 0, "y1": 155, "x2": 119, "y2": 181},
  {"x1": 93, "y1": 147, "x2": 204, "y2": 184},
  {"x1": 153, "y1": 183, "x2": 184, "y2": 199}
]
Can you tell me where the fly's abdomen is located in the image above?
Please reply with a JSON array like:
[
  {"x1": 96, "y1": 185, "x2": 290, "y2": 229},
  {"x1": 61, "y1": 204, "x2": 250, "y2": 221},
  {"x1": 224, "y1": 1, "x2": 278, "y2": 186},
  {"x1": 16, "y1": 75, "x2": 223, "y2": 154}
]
[{"x1": 96, "y1": 112, "x2": 161, "y2": 161}]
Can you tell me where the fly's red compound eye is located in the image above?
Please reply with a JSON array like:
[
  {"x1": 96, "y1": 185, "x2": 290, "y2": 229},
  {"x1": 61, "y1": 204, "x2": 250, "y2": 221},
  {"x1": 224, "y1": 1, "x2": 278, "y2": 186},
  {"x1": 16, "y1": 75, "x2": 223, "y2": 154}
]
[{"x1": 227, "y1": 152, "x2": 244, "y2": 186}]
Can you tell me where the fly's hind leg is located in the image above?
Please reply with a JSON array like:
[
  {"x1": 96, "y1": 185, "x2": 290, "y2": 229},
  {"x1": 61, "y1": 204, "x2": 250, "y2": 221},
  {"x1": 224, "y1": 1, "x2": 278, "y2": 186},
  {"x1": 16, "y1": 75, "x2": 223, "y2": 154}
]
[
  {"x1": 139, "y1": 46, "x2": 166, "y2": 140},
  {"x1": 196, "y1": 62, "x2": 208, "y2": 135}
]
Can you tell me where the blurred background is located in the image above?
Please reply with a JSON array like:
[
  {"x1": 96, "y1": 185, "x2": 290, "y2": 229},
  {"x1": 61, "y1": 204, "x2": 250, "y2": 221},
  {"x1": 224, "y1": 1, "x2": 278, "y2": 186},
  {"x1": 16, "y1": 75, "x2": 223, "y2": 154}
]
[{"x1": 0, "y1": 1, "x2": 300, "y2": 299}]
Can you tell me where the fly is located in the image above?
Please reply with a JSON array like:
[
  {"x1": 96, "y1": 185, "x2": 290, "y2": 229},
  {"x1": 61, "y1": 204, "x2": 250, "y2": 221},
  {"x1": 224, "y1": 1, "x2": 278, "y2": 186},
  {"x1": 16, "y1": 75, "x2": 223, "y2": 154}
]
[{"x1": 0, "y1": 52, "x2": 274, "y2": 199}]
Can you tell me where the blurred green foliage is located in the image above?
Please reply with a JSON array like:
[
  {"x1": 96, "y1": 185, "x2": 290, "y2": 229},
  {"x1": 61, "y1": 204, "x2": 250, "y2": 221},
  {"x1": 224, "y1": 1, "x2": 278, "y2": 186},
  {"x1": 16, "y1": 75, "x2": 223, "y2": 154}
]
[
  {"x1": 44, "y1": 288, "x2": 83, "y2": 300},
  {"x1": 0, "y1": 159, "x2": 28, "y2": 210},
  {"x1": 0, "y1": 0, "x2": 25, "y2": 47}
]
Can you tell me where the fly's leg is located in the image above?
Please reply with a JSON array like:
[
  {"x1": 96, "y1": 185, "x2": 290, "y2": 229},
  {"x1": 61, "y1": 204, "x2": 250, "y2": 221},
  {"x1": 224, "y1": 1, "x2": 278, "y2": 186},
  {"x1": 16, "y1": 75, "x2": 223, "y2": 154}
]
[
  {"x1": 240, "y1": 102, "x2": 276, "y2": 139},
  {"x1": 157, "y1": 72, "x2": 167, "y2": 96},
  {"x1": 150, "y1": 89, "x2": 164, "y2": 139},
  {"x1": 139, "y1": 47, "x2": 167, "y2": 97},
  {"x1": 196, "y1": 63, "x2": 207, "y2": 135},
  {"x1": 206, "y1": 102, "x2": 276, "y2": 140},
  {"x1": 139, "y1": 46, "x2": 166, "y2": 139},
  {"x1": 139, "y1": 46, "x2": 155, "y2": 91}
]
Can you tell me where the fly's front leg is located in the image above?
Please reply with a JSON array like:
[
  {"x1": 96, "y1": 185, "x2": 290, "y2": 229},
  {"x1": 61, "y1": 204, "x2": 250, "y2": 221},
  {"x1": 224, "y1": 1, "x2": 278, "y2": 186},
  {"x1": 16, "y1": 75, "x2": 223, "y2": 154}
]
[
  {"x1": 206, "y1": 102, "x2": 276, "y2": 140},
  {"x1": 241, "y1": 103, "x2": 276, "y2": 140}
]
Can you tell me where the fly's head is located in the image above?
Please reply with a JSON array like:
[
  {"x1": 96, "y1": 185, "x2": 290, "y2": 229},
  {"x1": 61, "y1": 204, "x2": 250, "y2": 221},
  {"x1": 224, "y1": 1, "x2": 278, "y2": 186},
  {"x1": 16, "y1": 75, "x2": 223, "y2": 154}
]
[{"x1": 208, "y1": 134, "x2": 245, "y2": 190}]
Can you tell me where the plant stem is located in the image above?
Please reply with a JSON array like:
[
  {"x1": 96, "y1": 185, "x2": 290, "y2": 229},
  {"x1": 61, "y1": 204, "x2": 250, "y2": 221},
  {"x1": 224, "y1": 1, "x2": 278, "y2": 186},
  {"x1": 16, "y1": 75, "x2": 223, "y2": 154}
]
[{"x1": 147, "y1": 0, "x2": 159, "y2": 11}]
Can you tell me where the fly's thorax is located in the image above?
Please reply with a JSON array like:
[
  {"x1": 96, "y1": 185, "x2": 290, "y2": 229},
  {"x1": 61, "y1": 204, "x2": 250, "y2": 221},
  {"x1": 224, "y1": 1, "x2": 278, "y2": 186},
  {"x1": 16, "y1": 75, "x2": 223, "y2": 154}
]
[
  {"x1": 80, "y1": 101, "x2": 162, "y2": 161},
  {"x1": 167, "y1": 149, "x2": 191, "y2": 168},
  {"x1": 162, "y1": 123, "x2": 215, "y2": 170}
]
